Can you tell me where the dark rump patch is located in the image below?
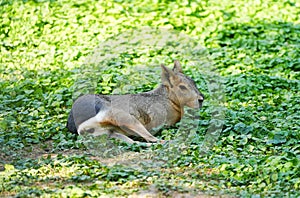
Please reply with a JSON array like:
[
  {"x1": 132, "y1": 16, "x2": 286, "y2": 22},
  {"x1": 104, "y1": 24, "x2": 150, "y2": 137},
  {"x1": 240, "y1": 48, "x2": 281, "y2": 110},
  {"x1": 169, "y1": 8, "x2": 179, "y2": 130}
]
[
  {"x1": 95, "y1": 102, "x2": 102, "y2": 113},
  {"x1": 66, "y1": 111, "x2": 78, "y2": 134}
]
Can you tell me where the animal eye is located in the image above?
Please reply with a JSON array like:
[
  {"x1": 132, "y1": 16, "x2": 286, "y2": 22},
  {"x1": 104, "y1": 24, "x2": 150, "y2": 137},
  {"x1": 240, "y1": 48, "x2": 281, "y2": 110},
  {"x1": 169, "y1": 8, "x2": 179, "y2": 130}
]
[{"x1": 179, "y1": 85, "x2": 187, "y2": 90}]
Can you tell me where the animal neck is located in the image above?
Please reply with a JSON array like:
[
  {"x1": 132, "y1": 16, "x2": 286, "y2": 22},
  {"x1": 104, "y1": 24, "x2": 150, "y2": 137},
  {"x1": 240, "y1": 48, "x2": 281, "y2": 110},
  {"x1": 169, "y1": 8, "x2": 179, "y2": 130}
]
[{"x1": 153, "y1": 85, "x2": 184, "y2": 119}]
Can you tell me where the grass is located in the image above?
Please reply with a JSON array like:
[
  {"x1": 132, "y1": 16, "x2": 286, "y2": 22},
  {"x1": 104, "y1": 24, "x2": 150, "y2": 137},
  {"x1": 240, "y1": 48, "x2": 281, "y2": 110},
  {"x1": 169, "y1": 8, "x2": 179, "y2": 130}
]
[{"x1": 0, "y1": 0, "x2": 299, "y2": 197}]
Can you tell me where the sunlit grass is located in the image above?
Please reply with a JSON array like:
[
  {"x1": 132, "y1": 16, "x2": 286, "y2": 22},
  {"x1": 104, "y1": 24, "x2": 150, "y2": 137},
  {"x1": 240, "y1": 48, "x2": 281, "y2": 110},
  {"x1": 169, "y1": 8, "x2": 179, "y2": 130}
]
[{"x1": 1, "y1": 0, "x2": 299, "y2": 197}]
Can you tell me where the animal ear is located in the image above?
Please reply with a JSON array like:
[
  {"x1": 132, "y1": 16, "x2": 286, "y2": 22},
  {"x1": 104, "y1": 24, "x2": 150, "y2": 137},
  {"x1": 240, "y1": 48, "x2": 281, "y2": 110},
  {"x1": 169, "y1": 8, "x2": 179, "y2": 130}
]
[
  {"x1": 173, "y1": 60, "x2": 183, "y2": 73},
  {"x1": 161, "y1": 64, "x2": 177, "y2": 88}
]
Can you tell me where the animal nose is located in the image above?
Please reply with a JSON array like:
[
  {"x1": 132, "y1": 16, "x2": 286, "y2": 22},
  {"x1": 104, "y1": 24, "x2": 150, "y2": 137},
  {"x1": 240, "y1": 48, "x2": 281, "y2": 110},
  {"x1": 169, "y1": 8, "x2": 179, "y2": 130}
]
[
  {"x1": 198, "y1": 94, "x2": 204, "y2": 106},
  {"x1": 199, "y1": 94, "x2": 204, "y2": 102}
]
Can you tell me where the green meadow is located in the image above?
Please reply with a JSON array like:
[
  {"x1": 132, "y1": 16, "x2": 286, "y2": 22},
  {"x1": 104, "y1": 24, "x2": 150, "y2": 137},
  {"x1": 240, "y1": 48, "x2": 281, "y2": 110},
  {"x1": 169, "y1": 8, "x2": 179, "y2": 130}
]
[{"x1": 0, "y1": 0, "x2": 299, "y2": 197}]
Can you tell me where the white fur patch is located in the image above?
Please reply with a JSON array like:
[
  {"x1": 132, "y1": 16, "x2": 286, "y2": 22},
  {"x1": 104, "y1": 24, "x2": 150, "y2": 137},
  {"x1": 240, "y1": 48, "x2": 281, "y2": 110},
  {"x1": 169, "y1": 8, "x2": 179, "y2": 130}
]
[
  {"x1": 95, "y1": 109, "x2": 107, "y2": 122},
  {"x1": 78, "y1": 110, "x2": 107, "y2": 135}
]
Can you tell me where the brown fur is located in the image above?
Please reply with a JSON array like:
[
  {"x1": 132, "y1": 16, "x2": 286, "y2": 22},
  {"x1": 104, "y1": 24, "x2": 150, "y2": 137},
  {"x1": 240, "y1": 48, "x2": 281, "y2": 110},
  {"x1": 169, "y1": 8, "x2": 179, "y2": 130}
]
[{"x1": 67, "y1": 60, "x2": 204, "y2": 144}]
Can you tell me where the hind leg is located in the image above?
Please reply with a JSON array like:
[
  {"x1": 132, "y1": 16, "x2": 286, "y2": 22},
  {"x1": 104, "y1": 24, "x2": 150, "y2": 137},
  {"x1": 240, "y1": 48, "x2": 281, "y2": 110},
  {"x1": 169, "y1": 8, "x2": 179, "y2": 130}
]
[
  {"x1": 109, "y1": 132, "x2": 135, "y2": 144},
  {"x1": 109, "y1": 132, "x2": 154, "y2": 147},
  {"x1": 105, "y1": 109, "x2": 159, "y2": 143},
  {"x1": 83, "y1": 127, "x2": 153, "y2": 146}
]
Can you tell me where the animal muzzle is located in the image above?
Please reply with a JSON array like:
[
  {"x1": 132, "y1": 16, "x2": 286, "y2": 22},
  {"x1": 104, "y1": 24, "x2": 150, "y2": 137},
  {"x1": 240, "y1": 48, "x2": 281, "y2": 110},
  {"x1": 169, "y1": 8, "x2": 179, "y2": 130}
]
[
  {"x1": 198, "y1": 99, "x2": 203, "y2": 108},
  {"x1": 198, "y1": 95, "x2": 204, "y2": 108}
]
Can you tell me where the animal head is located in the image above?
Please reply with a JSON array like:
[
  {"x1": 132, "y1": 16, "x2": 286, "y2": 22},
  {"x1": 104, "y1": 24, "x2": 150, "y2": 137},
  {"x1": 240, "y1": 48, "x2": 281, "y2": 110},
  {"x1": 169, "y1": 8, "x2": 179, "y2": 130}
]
[{"x1": 161, "y1": 60, "x2": 204, "y2": 108}]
